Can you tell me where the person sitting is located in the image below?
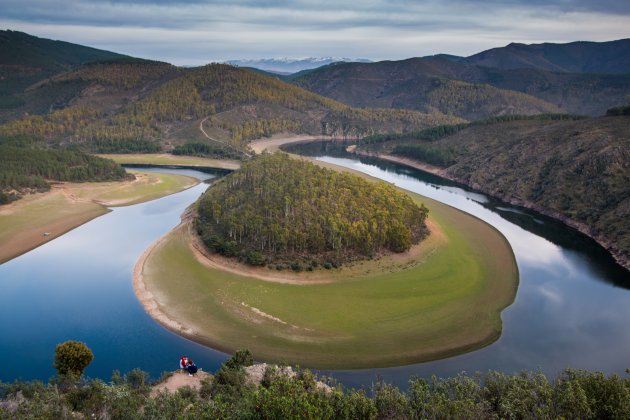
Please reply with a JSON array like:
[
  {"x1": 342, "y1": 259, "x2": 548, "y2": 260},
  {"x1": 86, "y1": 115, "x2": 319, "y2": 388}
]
[
  {"x1": 179, "y1": 356, "x2": 189, "y2": 370},
  {"x1": 185, "y1": 358, "x2": 198, "y2": 376}
]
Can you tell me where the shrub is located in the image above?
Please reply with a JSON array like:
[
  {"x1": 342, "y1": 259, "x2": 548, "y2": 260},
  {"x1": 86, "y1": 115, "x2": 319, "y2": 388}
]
[
  {"x1": 246, "y1": 251, "x2": 266, "y2": 266},
  {"x1": 225, "y1": 349, "x2": 254, "y2": 370},
  {"x1": 53, "y1": 341, "x2": 93, "y2": 377}
]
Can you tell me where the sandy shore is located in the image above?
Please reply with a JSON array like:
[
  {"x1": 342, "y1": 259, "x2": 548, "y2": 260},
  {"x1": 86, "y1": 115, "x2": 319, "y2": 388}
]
[
  {"x1": 133, "y1": 225, "x2": 197, "y2": 338},
  {"x1": 249, "y1": 134, "x2": 322, "y2": 154}
]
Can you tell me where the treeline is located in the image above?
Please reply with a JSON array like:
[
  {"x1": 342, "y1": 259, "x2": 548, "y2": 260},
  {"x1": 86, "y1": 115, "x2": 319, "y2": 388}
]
[
  {"x1": 607, "y1": 105, "x2": 630, "y2": 116},
  {"x1": 391, "y1": 144, "x2": 458, "y2": 167},
  {"x1": 229, "y1": 119, "x2": 301, "y2": 143},
  {"x1": 89, "y1": 138, "x2": 161, "y2": 154},
  {"x1": 0, "y1": 146, "x2": 129, "y2": 200},
  {"x1": 359, "y1": 114, "x2": 587, "y2": 146},
  {"x1": 54, "y1": 60, "x2": 177, "y2": 89},
  {"x1": 1, "y1": 349, "x2": 629, "y2": 419},
  {"x1": 172, "y1": 142, "x2": 242, "y2": 160},
  {"x1": 196, "y1": 153, "x2": 428, "y2": 268}
]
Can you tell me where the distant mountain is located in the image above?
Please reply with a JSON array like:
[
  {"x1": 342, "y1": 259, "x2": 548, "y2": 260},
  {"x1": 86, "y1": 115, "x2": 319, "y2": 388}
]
[
  {"x1": 223, "y1": 57, "x2": 373, "y2": 74},
  {"x1": 292, "y1": 53, "x2": 630, "y2": 117},
  {"x1": 292, "y1": 58, "x2": 562, "y2": 120},
  {"x1": 463, "y1": 39, "x2": 630, "y2": 74}
]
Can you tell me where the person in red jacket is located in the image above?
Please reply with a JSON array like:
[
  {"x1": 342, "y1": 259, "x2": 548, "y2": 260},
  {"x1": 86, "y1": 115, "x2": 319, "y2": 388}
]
[{"x1": 179, "y1": 356, "x2": 189, "y2": 370}]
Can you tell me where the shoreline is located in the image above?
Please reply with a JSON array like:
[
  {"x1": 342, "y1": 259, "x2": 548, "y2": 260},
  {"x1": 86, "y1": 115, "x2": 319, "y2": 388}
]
[
  {"x1": 353, "y1": 150, "x2": 630, "y2": 272},
  {"x1": 132, "y1": 146, "x2": 518, "y2": 368},
  {"x1": 133, "y1": 222, "x2": 198, "y2": 338},
  {"x1": 0, "y1": 171, "x2": 199, "y2": 265}
]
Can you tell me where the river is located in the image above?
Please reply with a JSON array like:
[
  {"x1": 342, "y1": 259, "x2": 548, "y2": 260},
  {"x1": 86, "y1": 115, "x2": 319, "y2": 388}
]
[{"x1": 0, "y1": 158, "x2": 628, "y2": 389}]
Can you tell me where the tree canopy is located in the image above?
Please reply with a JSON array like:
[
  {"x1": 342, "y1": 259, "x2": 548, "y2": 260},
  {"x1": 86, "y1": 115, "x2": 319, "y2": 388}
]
[{"x1": 196, "y1": 153, "x2": 428, "y2": 268}]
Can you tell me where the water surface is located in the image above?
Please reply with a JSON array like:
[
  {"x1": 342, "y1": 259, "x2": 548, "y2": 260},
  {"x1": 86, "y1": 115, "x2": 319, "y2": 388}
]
[{"x1": 1, "y1": 159, "x2": 628, "y2": 389}]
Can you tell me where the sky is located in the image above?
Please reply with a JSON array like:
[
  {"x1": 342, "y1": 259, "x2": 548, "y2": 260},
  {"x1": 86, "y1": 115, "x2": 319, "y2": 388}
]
[{"x1": 1, "y1": 0, "x2": 629, "y2": 66}]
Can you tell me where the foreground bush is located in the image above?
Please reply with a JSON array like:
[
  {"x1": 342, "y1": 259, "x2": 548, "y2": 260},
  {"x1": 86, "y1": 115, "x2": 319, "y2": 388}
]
[{"x1": 53, "y1": 341, "x2": 94, "y2": 377}]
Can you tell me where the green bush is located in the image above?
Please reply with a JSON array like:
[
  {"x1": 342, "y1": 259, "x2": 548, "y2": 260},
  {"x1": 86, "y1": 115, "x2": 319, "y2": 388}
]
[
  {"x1": 225, "y1": 349, "x2": 254, "y2": 370},
  {"x1": 53, "y1": 341, "x2": 93, "y2": 377},
  {"x1": 246, "y1": 250, "x2": 266, "y2": 266}
]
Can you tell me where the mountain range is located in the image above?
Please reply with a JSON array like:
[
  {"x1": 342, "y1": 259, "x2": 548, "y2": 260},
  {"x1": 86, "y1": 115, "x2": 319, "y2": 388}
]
[
  {"x1": 291, "y1": 38, "x2": 630, "y2": 118},
  {"x1": 223, "y1": 57, "x2": 373, "y2": 74}
]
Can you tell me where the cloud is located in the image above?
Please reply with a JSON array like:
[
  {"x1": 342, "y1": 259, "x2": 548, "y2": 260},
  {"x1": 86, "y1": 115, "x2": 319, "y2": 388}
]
[{"x1": 1, "y1": 0, "x2": 629, "y2": 65}]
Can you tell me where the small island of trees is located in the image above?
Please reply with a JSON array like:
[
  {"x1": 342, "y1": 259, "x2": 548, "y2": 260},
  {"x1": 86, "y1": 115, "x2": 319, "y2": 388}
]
[{"x1": 196, "y1": 153, "x2": 429, "y2": 269}]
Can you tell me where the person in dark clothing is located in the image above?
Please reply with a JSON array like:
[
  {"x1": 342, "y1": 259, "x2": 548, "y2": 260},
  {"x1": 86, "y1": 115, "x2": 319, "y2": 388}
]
[{"x1": 185, "y1": 360, "x2": 198, "y2": 375}]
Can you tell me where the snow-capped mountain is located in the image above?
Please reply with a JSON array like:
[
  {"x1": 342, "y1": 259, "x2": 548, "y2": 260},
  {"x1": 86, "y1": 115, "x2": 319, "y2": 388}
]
[{"x1": 223, "y1": 57, "x2": 373, "y2": 74}]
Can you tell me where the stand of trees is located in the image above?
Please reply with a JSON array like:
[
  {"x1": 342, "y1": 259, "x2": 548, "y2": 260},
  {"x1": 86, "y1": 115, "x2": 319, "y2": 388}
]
[
  {"x1": 172, "y1": 142, "x2": 243, "y2": 160},
  {"x1": 359, "y1": 114, "x2": 586, "y2": 146},
  {"x1": 196, "y1": 153, "x2": 428, "y2": 268},
  {"x1": 0, "y1": 145, "x2": 130, "y2": 201},
  {"x1": 391, "y1": 144, "x2": 458, "y2": 167}
]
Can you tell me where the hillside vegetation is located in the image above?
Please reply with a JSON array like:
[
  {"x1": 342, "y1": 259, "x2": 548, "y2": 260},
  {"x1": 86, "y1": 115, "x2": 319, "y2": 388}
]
[
  {"x1": 196, "y1": 153, "x2": 428, "y2": 267},
  {"x1": 294, "y1": 60, "x2": 561, "y2": 120},
  {"x1": 0, "y1": 62, "x2": 462, "y2": 153},
  {"x1": 363, "y1": 116, "x2": 630, "y2": 270},
  {"x1": 0, "y1": 30, "x2": 125, "y2": 91},
  {"x1": 2, "y1": 348, "x2": 629, "y2": 419},
  {"x1": 291, "y1": 55, "x2": 630, "y2": 117},
  {"x1": 0, "y1": 32, "x2": 463, "y2": 155},
  {"x1": 0, "y1": 146, "x2": 130, "y2": 203}
]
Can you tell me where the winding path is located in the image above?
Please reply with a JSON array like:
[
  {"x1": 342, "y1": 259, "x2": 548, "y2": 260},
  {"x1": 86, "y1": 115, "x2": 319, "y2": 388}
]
[{"x1": 199, "y1": 116, "x2": 252, "y2": 158}]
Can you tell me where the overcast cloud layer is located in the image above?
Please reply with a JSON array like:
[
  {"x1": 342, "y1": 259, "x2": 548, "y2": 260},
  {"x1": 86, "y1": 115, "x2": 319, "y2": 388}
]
[{"x1": 1, "y1": 0, "x2": 629, "y2": 65}]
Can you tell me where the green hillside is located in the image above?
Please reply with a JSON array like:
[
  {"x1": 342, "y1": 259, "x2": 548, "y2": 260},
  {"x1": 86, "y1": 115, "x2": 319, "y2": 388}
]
[
  {"x1": 361, "y1": 116, "x2": 630, "y2": 270},
  {"x1": 0, "y1": 57, "x2": 463, "y2": 155},
  {"x1": 0, "y1": 145, "x2": 130, "y2": 203}
]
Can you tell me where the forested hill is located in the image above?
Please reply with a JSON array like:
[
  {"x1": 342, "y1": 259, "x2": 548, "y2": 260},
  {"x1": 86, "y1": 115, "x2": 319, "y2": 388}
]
[
  {"x1": 359, "y1": 115, "x2": 630, "y2": 270},
  {"x1": 196, "y1": 153, "x2": 428, "y2": 268},
  {"x1": 0, "y1": 30, "x2": 127, "y2": 105},
  {"x1": 463, "y1": 39, "x2": 630, "y2": 73},
  {"x1": 0, "y1": 146, "x2": 129, "y2": 204},
  {"x1": 0, "y1": 31, "x2": 463, "y2": 155},
  {"x1": 293, "y1": 59, "x2": 561, "y2": 121},
  {"x1": 291, "y1": 55, "x2": 630, "y2": 117}
]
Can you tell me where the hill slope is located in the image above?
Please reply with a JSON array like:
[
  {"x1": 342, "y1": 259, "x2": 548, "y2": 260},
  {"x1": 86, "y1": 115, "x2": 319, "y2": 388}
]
[
  {"x1": 362, "y1": 116, "x2": 630, "y2": 270},
  {"x1": 292, "y1": 56, "x2": 630, "y2": 117},
  {"x1": 464, "y1": 39, "x2": 630, "y2": 74},
  {"x1": 0, "y1": 30, "x2": 127, "y2": 113},
  {"x1": 293, "y1": 58, "x2": 561, "y2": 120},
  {"x1": 0, "y1": 57, "x2": 463, "y2": 154}
]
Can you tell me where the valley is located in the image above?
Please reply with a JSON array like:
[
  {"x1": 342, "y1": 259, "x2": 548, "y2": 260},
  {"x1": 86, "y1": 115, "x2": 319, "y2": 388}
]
[{"x1": 1, "y1": 28, "x2": 629, "y2": 412}]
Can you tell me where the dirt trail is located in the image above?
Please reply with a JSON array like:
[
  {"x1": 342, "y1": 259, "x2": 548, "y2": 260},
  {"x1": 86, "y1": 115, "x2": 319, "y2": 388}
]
[{"x1": 151, "y1": 371, "x2": 210, "y2": 397}]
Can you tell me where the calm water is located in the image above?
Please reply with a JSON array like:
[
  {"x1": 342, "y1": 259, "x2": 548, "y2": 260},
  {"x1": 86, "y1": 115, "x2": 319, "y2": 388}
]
[{"x1": 1, "y1": 158, "x2": 629, "y2": 389}]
